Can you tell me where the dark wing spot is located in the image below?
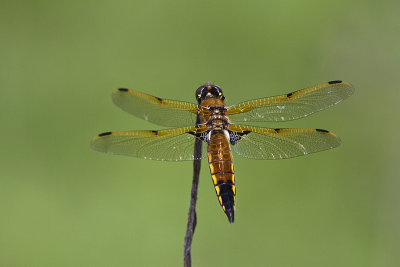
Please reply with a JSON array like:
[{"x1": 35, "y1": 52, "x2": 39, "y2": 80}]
[
  {"x1": 151, "y1": 130, "x2": 158, "y2": 135},
  {"x1": 118, "y1": 88, "x2": 129, "y2": 92},
  {"x1": 187, "y1": 130, "x2": 208, "y2": 142},
  {"x1": 274, "y1": 128, "x2": 282, "y2": 133},
  {"x1": 229, "y1": 130, "x2": 251, "y2": 145},
  {"x1": 155, "y1": 97, "x2": 163, "y2": 102},
  {"x1": 316, "y1": 128, "x2": 329, "y2": 133},
  {"x1": 328, "y1": 80, "x2": 342, "y2": 84},
  {"x1": 197, "y1": 131, "x2": 209, "y2": 142},
  {"x1": 98, "y1": 132, "x2": 112, "y2": 137},
  {"x1": 286, "y1": 92, "x2": 293, "y2": 98}
]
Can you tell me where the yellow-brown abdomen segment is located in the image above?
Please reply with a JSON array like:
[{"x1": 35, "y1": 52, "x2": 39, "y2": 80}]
[{"x1": 207, "y1": 130, "x2": 236, "y2": 223}]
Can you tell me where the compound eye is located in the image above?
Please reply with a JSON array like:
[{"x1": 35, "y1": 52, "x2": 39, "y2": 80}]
[
  {"x1": 211, "y1": 85, "x2": 223, "y2": 97},
  {"x1": 195, "y1": 86, "x2": 207, "y2": 102},
  {"x1": 196, "y1": 86, "x2": 204, "y2": 96}
]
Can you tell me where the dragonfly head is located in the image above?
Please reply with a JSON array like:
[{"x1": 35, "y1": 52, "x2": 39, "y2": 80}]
[{"x1": 196, "y1": 83, "x2": 225, "y2": 104}]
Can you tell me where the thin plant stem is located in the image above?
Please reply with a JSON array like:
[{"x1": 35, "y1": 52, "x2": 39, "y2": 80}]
[{"x1": 184, "y1": 116, "x2": 203, "y2": 267}]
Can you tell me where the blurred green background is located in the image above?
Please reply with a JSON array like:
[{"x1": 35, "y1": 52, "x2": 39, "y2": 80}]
[{"x1": 1, "y1": 0, "x2": 399, "y2": 266}]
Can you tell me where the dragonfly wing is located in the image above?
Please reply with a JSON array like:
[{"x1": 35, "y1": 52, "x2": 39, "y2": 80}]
[
  {"x1": 112, "y1": 88, "x2": 199, "y2": 127},
  {"x1": 227, "y1": 81, "x2": 354, "y2": 123},
  {"x1": 91, "y1": 126, "x2": 208, "y2": 161},
  {"x1": 228, "y1": 125, "x2": 341, "y2": 159}
]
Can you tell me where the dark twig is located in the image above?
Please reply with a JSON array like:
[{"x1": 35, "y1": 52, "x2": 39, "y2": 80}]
[{"x1": 184, "y1": 116, "x2": 203, "y2": 267}]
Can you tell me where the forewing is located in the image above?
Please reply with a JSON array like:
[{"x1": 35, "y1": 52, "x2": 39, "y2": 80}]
[
  {"x1": 112, "y1": 88, "x2": 199, "y2": 127},
  {"x1": 91, "y1": 126, "x2": 208, "y2": 161},
  {"x1": 227, "y1": 81, "x2": 354, "y2": 123},
  {"x1": 228, "y1": 125, "x2": 341, "y2": 159}
]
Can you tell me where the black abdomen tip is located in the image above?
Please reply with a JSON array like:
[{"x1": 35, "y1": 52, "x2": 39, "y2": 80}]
[
  {"x1": 219, "y1": 184, "x2": 235, "y2": 223},
  {"x1": 225, "y1": 209, "x2": 234, "y2": 223}
]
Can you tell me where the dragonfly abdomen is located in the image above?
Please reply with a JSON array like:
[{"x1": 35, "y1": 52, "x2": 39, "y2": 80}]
[{"x1": 207, "y1": 130, "x2": 236, "y2": 223}]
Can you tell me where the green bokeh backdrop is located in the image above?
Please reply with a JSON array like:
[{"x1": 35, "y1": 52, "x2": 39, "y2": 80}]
[{"x1": 1, "y1": 0, "x2": 399, "y2": 266}]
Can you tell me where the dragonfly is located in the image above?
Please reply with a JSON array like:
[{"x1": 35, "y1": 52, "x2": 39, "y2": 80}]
[{"x1": 91, "y1": 80, "x2": 354, "y2": 223}]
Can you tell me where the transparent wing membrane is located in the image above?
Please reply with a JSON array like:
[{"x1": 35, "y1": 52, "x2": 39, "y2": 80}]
[
  {"x1": 94, "y1": 81, "x2": 351, "y2": 161},
  {"x1": 91, "y1": 126, "x2": 208, "y2": 161},
  {"x1": 227, "y1": 81, "x2": 354, "y2": 123},
  {"x1": 228, "y1": 125, "x2": 341, "y2": 160},
  {"x1": 112, "y1": 88, "x2": 199, "y2": 127}
]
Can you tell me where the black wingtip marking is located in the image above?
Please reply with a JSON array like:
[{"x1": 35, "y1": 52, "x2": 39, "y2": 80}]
[
  {"x1": 98, "y1": 132, "x2": 112, "y2": 137},
  {"x1": 316, "y1": 128, "x2": 329, "y2": 133},
  {"x1": 151, "y1": 130, "x2": 158, "y2": 135},
  {"x1": 118, "y1": 88, "x2": 129, "y2": 92},
  {"x1": 286, "y1": 92, "x2": 293, "y2": 98},
  {"x1": 155, "y1": 97, "x2": 163, "y2": 102},
  {"x1": 274, "y1": 128, "x2": 282, "y2": 133},
  {"x1": 328, "y1": 80, "x2": 342, "y2": 84}
]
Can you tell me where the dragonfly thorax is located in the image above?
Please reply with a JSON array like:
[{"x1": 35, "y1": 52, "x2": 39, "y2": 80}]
[{"x1": 205, "y1": 108, "x2": 230, "y2": 129}]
